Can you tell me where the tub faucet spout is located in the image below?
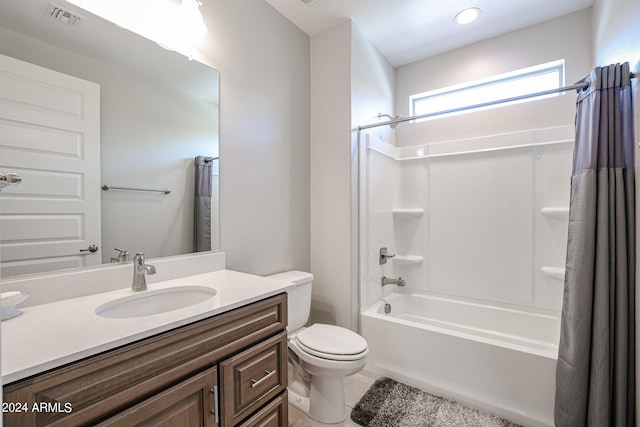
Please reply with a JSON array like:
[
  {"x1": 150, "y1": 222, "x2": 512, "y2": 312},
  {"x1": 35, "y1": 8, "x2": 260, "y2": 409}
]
[
  {"x1": 132, "y1": 253, "x2": 156, "y2": 292},
  {"x1": 381, "y1": 276, "x2": 405, "y2": 287}
]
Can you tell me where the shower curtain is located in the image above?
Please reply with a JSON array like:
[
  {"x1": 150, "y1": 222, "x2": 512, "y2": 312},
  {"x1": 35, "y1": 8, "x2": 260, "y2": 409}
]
[
  {"x1": 555, "y1": 63, "x2": 636, "y2": 426},
  {"x1": 194, "y1": 155, "x2": 212, "y2": 252}
]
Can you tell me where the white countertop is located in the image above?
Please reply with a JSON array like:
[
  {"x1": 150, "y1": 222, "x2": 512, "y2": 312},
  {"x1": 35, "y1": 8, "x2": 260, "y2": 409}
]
[{"x1": 2, "y1": 269, "x2": 294, "y2": 384}]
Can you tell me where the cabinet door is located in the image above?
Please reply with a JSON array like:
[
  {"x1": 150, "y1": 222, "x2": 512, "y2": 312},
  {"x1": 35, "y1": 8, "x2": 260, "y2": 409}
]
[{"x1": 97, "y1": 366, "x2": 219, "y2": 427}]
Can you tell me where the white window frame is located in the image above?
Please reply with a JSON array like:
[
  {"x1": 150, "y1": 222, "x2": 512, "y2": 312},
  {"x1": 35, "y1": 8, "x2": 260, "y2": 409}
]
[{"x1": 409, "y1": 59, "x2": 565, "y2": 121}]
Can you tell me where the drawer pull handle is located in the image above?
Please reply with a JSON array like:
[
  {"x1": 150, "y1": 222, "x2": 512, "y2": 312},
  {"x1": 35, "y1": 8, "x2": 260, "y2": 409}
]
[{"x1": 251, "y1": 369, "x2": 277, "y2": 388}]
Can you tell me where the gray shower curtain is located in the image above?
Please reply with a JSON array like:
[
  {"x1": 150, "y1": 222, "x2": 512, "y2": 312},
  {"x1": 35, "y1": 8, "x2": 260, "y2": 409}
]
[
  {"x1": 555, "y1": 62, "x2": 636, "y2": 426},
  {"x1": 194, "y1": 155, "x2": 212, "y2": 252}
]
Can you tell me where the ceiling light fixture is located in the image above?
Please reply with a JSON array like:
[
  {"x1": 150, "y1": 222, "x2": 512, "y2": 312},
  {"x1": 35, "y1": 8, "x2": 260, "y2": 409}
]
[{"x1": 454, "y1": 7, "x2": 481, "y2": 25}]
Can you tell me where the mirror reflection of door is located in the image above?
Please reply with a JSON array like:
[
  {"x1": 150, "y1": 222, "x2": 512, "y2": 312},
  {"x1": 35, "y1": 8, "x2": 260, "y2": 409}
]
[{"x1": 0, "y1": 53, "x2": 101, "y2": 277}]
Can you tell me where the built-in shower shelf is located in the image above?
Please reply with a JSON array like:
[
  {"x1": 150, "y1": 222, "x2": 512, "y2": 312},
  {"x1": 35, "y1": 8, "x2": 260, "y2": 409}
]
[
  {"x1": 541, "y1": 266, "x2": 565, "y2": 280},
  {"x1": 392, "y1": 208, "x2": 424, "y2": 219},
  {"x1": 393, "y1": 255, "x2": 424, "y2": 265},
  {"x1": 541, "y1": 207, "x2": 569, "y2": 219}
]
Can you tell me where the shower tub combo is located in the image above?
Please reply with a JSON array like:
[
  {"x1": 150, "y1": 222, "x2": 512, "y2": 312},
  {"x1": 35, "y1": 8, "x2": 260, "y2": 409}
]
[
  {"x1": 358, "y1": 128, "x2": 572, "y2": 427},
  {"x1": 362, "y1": 289, "x2": 558, "y2": 427}
]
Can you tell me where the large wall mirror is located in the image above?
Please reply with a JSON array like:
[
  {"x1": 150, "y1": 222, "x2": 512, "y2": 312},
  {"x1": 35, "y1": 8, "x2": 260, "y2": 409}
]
[{"x1": 0, "y1": 0, "x2": 220, "y2": 278}]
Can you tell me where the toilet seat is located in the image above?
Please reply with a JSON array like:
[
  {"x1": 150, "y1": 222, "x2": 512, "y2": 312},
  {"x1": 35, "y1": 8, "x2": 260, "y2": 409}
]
[{"x1": 294, "y1": 324, "x2": 368, "y2": 361}]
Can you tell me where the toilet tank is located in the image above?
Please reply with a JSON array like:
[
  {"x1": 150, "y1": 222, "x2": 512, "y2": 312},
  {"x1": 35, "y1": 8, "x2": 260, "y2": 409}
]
[{"x1": 266, "y1": 271, "x2": 313, "y2": 332}]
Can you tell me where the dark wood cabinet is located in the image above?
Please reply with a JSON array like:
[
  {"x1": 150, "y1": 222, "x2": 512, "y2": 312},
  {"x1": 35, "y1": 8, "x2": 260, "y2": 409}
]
[{"x1": 3, "y1": 293, "x2": 288, "y2": 427}]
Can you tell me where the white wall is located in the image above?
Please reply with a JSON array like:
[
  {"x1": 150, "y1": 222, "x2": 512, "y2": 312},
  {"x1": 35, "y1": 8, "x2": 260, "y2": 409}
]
[
  {"x1": 394, "y1": 9, "x2": 592, "y2": 146},
  {"x1": 592, "y1": 0, "x2": 640, "y2": 68},
  {"x1": 309, "y1": 21, "x2": 352, "y2": 326},
  {"x1": 200, "y1": 0, "x2": 311, "y2": 275},
  {"x1": 309, "y1": 21, "x2": 394, "y2": 329}
]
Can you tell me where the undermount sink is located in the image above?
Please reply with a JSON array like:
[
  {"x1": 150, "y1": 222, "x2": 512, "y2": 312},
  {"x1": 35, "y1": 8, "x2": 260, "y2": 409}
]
[{"x1": 96, "y1": 286, "x2": 217, "y2": 319}]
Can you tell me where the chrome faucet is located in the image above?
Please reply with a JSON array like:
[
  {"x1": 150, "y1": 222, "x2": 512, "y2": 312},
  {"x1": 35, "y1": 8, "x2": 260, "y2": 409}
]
[
  {"x1": 132, "y1": 253, "x2": 156, "y2": 292},
  {"x1": 381, "y1": 276, "x2": 406, "y2": 287},
  {"x1": 111, "y1": 248, "x2": 129, "y2": 263}
]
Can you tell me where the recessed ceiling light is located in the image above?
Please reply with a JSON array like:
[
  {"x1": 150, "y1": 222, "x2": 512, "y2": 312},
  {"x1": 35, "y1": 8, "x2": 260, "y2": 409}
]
[{"x1": 454, "y1": 7, "x2": 481, "y2": 25}]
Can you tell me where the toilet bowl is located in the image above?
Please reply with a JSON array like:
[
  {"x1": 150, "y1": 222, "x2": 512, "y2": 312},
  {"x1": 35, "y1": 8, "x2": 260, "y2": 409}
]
[{"x1": 267, "y1": 271, "x2": 368, "y2": 424}]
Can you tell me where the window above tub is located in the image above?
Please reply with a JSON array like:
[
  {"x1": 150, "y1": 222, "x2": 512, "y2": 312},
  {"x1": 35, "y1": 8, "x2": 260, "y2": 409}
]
[{"x1": 409, "y1": 60, "x2": 565, "y2": 121}]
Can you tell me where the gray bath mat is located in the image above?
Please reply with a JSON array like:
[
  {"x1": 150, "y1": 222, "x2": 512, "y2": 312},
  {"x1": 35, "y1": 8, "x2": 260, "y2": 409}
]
[{"x1": 351, "y1": 377, "x2": 522, "y2": 427}]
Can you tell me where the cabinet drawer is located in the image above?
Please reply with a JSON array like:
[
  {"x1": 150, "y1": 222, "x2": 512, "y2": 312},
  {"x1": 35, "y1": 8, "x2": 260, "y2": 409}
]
[
  {"x1": 238, "y1": 392, "x2": 288, "y2": 427},
  {"x1": 96, "y1": 366, "x2": 219, "y2": 427},
  {"x1": 220, "y1": 332, "x2": 287, "y2": 426}
]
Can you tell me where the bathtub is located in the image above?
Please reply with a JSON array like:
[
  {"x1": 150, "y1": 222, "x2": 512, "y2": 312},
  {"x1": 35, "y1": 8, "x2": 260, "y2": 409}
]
[{"x1": 360, "y1": 290, "x2": 559, "y2": 427}]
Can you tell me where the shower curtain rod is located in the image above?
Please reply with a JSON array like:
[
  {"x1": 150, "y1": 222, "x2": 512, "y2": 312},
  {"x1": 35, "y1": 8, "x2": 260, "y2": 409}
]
[{"x1": 358, "y1": 73, "x2": 637, "y2": 131}]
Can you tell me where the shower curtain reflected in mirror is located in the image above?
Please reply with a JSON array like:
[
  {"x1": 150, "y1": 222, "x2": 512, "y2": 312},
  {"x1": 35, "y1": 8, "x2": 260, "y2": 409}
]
[
  {"x1": 555, "y1": 62, "x2": 636, "y2": 427},
  {"x1": 194, "y1": 155, "x2": 213, "y2": 252}
]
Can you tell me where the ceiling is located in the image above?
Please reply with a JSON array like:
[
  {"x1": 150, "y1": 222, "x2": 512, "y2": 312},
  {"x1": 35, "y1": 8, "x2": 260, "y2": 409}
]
[{"x1": 265, "y1": 0, "x2": 595, "y2": 66}]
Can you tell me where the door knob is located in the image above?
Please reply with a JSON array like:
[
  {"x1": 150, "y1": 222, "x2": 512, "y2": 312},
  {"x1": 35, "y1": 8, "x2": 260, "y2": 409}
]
[
  {"x1": 0, "y1": 172, "x2": 21, "y2": 191},
  {"x1": 80, "y1": 244, "x2": 99, "y2": 253}
]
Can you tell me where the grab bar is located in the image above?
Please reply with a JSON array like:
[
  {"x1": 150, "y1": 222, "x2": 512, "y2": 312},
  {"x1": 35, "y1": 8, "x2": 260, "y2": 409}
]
[{"x1": 102, "y1": 185, "x2": 171, "y2": 194}]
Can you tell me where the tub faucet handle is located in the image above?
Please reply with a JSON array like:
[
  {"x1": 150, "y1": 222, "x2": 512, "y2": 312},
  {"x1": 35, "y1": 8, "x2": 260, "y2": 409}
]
[
  {"x1": 379, "y1": 247, "x2": 396, "y2": 265},
  {"x1": 381, "y1": 276, "x2": 406, "y2": 287}
]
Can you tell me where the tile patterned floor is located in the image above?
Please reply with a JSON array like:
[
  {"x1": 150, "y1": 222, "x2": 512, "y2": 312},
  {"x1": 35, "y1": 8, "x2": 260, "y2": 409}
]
[{"x1": 288, "y1": 371, "x2": 378, "y2": 427}]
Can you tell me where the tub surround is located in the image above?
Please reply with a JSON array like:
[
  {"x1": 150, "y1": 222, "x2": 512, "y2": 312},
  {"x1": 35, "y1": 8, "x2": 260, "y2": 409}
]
[
  {"x1": 361, "y1": 127, "x2": 573, "y2": 312},
  {"x1": 1, "y1": 252, "x2": 295, "y2": 384}
]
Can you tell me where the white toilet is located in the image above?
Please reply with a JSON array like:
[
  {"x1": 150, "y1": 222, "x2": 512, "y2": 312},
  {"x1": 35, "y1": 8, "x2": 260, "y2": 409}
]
[{"x1": 267, "y1": 271, "x2": 368, "y2": 424}]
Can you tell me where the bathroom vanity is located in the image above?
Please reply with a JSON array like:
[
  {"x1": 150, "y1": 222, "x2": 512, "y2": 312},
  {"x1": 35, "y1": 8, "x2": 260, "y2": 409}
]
[{"x1": 1, "y1": 255, "x2": 293, "y2": 427}]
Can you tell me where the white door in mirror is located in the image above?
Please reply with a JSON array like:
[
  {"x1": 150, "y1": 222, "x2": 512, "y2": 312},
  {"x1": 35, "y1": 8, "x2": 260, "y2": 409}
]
[{"x1": 0, "y1": 53, "x2": 101, "y2": 277}]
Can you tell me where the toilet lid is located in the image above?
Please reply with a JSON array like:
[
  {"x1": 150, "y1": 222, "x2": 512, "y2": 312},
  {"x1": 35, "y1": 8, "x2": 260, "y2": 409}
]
[{"x1": 295, "y1": 324, "x2": 368, "y2": 360}]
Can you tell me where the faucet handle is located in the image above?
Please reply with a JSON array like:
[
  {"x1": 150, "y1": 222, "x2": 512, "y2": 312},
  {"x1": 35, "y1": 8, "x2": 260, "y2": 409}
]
[{"x1": 379, "y1": 247, "x2": 396, "y2": 265}]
